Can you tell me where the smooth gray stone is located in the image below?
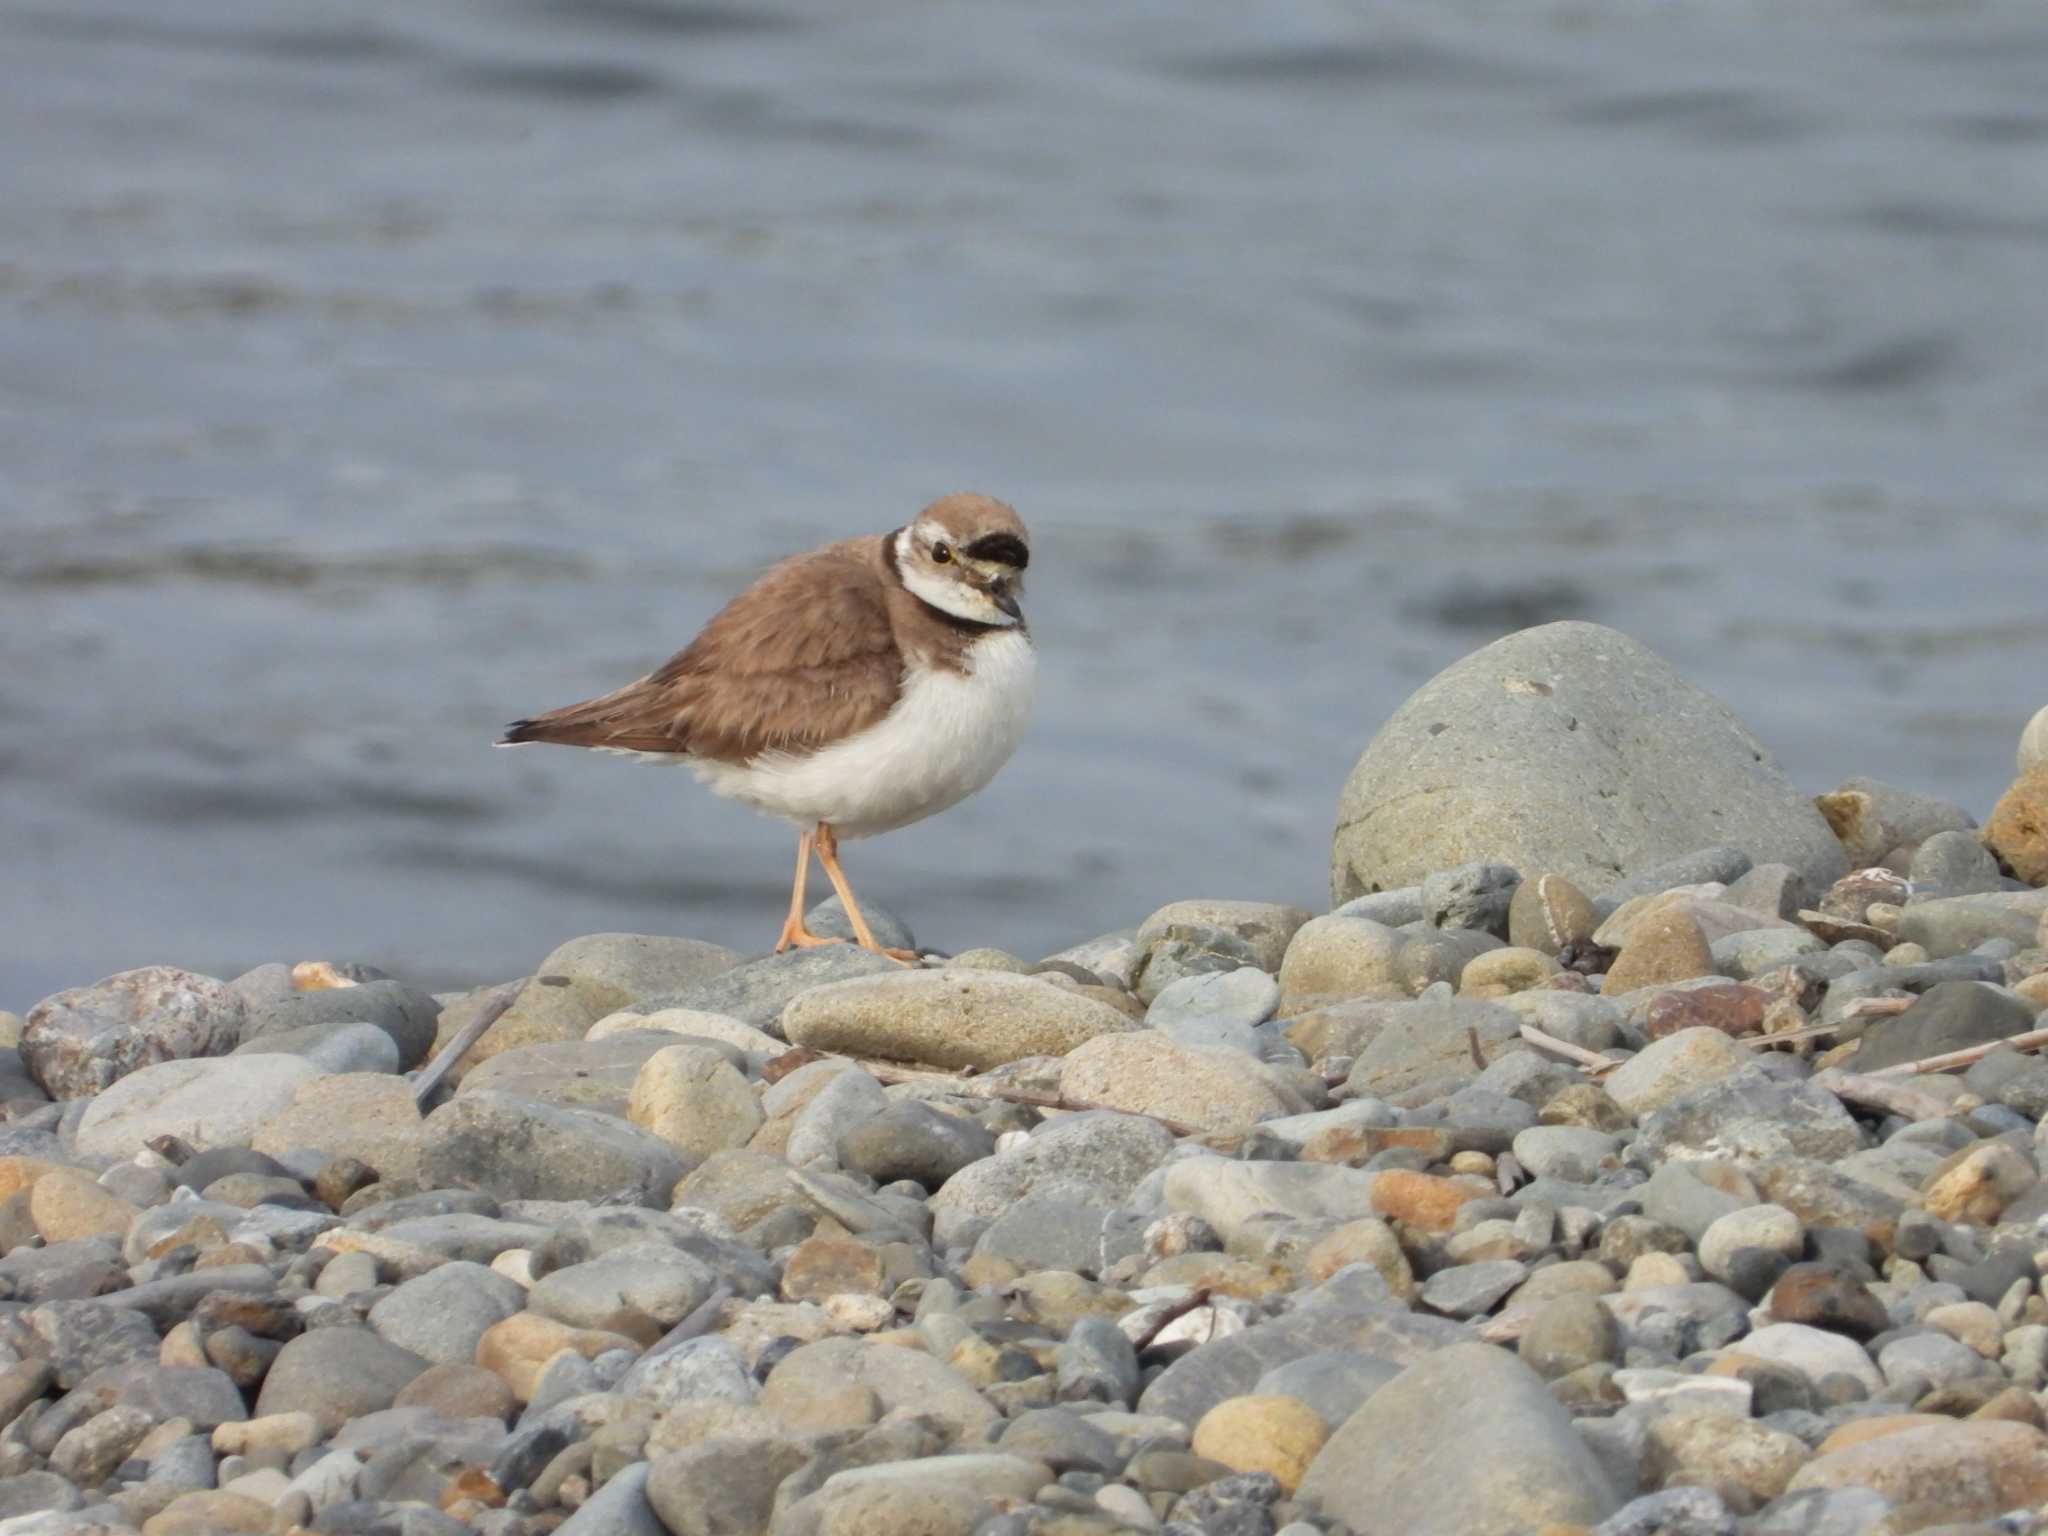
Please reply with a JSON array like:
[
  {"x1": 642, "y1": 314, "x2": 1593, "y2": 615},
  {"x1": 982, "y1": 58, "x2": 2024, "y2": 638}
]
[
  {"x1": 1712, "y1": 928, "x2": 1827, "y2": 979},
  {"x1": 785, "y1": 1067, "x2": 889, "y2": 1169},
  {"x1": 1345, "y1": 997, "x2": 1525, "y2": 1102},
  {"x1": 973, "y1": 1192, "x2": 1111, "y2": 1276},
  {"x1": 1722, "y1": 864, "x2": 1809, "y2": 922},
  {"x1": 612, "y1": 1335, "x2": 755, "y2": 1411},
  {"x1": 1146, "y1": 967, "x2": 1279, "y2": 1053},
  {"x1": 1743, "y1": 1488, "x2": 1894, "y2": 1536},
  {"x1": 838, "y1": 1100, "x2": 996, "y2": 1191},
  {"x1": 1297, "y1": 1342, "x2": 1621, "y2": 1535},
  {"x1": 459, "y1": 1034, "x2": 683, "y2": 1117},
  {"x1": 531, "y1": 1205, "x2": 777, "y2": 1300},
  {"x1": 1636, "y1": 1065, "x2": 1863, "y2": 1168},
  {"x1": 1895, "y1": 895, "x2": 2048, "y2": 960},
  {"x1": 928, "y1": 1110, "x2": 1175, "y2": 1233},
  {"x1": 1592, "y1": 1487, "x2": 1736, "y2": 1536},
  {"x1": 20, "y1": 1302, "x2": 161, "y2": 1390},
  {"x1": 1592, "y1": 848, "x2": 1756, "y2": 918},
  {"x1": 253, "y1": 1327, "x2": 431, "y2": 1433},
  {"x1": 1422, "y1": 862, "x2": 1523, "y2": 937},
  {"x1": 0, "y1": 1471, "x2": 83, "y2": 1519},
  {"x1": 1907, "y1": 830, "x2": 2005, "y2": 898},
  {"x1": 231, "y1": 1018, "x2": 401, "y2": 1075},
  {"x1": 1055, "y1": 1315, "x2": 1140, "y2": 1407},
  {"x1": 418, "y1": 1090, "x2": 688, "y2": 1206},
  {"x1": 1335, "y1": 888, "x2": 1426, "y2": 927},
  {"x1": 802, "y1": 894, "x2": 915, "y2": 954},
  {"x1": 1137, "y1": 1270, "x2": 1467, "y2": 1427},
  {"x1": 0, "y1": 1239, "x2": 126, "y2": 1304},
  {"x1": 997, "y1": 1407, "x2": 1122, "y2": 1476},
  {"x1": 147, "y1": 1433, "x2": 215, "y2": 1490},
  {"x1": 1255, "y1": 1350, "x2": 1400, "y2": 1428},
  {"x1": 97, "y1": 1266, "x2": 276, "y2": 1328},
  {"x1": 368, "y1": 1261, "x2": 525, "y2": 1365},
  {"x1": 527, "y1": 1243, "x2": 719, "y2": 1337},
  {"x1": 1421, "y1": 1260, "x2": 1528, "y2": 1319},
  {"x1": 646, "y1": 1437, "x2": 812, "y2": 1536},
  {"x1": 87, "y1": 1362, "x2": 246, "y2": 1430},
  {"x1": 628, "y1": 945, "x2": 902, "y2": 1029},
  {"x1": 240, "y1": 979, "x2": 439, "y2": 1071}
]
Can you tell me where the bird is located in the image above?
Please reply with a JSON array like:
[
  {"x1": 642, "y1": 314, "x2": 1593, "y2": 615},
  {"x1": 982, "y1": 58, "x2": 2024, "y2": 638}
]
[{"x1": 498, "y1": 493, "x2": 1035, "y2": 962}]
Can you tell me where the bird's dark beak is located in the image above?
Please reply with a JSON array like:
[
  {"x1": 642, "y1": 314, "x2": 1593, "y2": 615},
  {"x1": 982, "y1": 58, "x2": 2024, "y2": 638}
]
[{"x1": 991, "y1": 581, "x2": 1022, "y2": 621}]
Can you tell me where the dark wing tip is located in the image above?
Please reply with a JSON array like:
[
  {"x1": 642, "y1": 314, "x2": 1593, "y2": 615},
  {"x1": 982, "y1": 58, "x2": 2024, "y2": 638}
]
[{"x1": 498, "y1": 718, "x2": 539, "y2": 745}]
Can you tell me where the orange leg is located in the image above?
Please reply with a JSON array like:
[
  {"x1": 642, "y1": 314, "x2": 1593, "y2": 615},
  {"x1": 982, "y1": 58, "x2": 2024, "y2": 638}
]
[
  {"x1": 813, "y1": 823, "x2": 918, "y2": 964},
  {"x1": 773, "y1": 828, "x2": 842, "y2": 952}
]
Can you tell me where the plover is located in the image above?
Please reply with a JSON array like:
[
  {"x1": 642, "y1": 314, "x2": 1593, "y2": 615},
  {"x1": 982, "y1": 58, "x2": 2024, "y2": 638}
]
[{"x1": 499, "y1": 493, "x2": 1035, "y2": 961}]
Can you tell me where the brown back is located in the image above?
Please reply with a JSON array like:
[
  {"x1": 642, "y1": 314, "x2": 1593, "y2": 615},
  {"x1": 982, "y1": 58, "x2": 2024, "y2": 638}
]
[{"x1": 501, "y1": 536, "x2": 903, "y2": 762}]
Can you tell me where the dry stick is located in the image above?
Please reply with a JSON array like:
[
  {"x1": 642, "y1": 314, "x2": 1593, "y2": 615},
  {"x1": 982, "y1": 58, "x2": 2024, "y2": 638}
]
[
  {"x1": 1868, "y1": 1025, "x2": 2048, "y2": 1079},
  {"x1": 411, "y1": 978, "x2": 526, "y2": 1108},
  {"x1": 850, "y1": 1057, "x2": 1208, "y2": 1138},
  {"x1": 1517, "y1": 1024, "x2": 1625, "y2": 1076}
]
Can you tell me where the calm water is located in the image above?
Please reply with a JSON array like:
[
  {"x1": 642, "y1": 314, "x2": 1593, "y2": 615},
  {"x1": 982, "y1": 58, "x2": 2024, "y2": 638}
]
[{"x1": 6, "y1": 0, "x2": 2048, "y2": 1009}]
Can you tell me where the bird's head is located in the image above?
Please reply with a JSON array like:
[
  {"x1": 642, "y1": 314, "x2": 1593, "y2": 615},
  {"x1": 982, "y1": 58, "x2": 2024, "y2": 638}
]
[{"x1": 894, "y1": 493, "x2": 1030, "y2": 627}]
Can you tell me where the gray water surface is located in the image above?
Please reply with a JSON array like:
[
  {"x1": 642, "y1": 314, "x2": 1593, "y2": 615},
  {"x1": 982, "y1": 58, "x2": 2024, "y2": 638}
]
[{"x1": 6, "y1": 0, "x2": 2048, "y2": 1007}]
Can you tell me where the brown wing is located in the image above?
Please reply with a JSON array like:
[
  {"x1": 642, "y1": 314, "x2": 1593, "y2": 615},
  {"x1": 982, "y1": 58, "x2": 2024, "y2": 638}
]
[{"x1": 500, "y1": 537, "x2": 903, "y2": 762}]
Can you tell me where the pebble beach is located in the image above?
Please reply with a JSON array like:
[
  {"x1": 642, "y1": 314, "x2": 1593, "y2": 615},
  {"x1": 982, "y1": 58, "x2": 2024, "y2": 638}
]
[{"x1": 4, "y1": 620, "x2": 2048, "y2": 1536}]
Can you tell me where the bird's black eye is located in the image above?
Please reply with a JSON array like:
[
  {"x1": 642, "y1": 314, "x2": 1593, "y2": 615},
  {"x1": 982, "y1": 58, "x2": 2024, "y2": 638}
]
[{"x1": 932, "y1": 542, "x2": 952, "y2": 564}]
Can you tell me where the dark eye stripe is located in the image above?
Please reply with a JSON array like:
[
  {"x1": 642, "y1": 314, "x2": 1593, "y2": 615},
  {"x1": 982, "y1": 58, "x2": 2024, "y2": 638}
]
[{"x1": 962, "y1": 532, "x2": 1029, "y2": 569}]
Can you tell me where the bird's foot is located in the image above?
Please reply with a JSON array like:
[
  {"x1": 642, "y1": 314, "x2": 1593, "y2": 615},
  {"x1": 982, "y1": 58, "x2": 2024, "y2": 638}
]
[
  {"x1": 774, "y1": 921, "x2": 847, "y2": 953},
  {"x1": 872, "y1": 945, "x2": 920, "y2": 966}
]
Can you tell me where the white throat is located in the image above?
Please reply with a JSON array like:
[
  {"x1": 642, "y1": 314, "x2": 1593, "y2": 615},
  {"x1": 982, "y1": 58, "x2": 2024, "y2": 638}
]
[{"x1": 895, "y1": 525, "x2": 1018, "y2": 627}]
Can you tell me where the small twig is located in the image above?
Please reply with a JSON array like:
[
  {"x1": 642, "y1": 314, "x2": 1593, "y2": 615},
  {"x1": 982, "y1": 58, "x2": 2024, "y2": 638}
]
[
  {"x1": 1466, "y1": 1028, "x2": 1486, "y2": 1071},
  {"x1": 1131, "y1": 1287, "x2": 1214, "y2": 1352},
  {"x1": 1517, "y1": 1024, "x2": 1624, "y2": 1076},
  {"x1": 1867, "y1": 1026, "x2": 2048, "y2": 1078},
  {"x1": 1813, "y1": 1069, "x2": 1959, "y2": 1122},
  {"x1": 411, "y1": 979, "x2": 526, "y2": 1108}
]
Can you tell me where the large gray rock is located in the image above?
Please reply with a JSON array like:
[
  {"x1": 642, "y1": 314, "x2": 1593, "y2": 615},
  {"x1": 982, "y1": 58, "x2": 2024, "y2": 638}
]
[
  {"x1": 1851, "y1": 980, "x2": 2038, "y2": 1072},
  {"x1": 418, "y1": 1090, "x2": 689, "y2": 1206},
  {"x1": 22, "y1": 967, "x2": 246, "y2": 1099},
  {"x1": 927, "y1": 1111, "x2": 1175, "y2": 1227},
  {"x1": 1139, "y1": 1270, "x2": 1466, "y2": 1427},
  {"x1": 782, "y1": 969, "x2": 1140, "y2": 1072},
  {"x1": 1636, "y1": 1065, "x2": 1864, "y2": 1169},
  {"x1": 368, "y1": 1261, "x2": 526, "y2": 1365},
  {"x1": 527, "y1": 1243, "x2": 719, "y2": 1344},
  {"x1": 757, "y1": 1336, "x2": 998, "y2": 1441},
  {"x1": 554, "y1": 1457, "x2": 668, "y2": 1536},
  {"x1": 1331, "y1": 623, "x2": 1848, "y2": 905},
  {"x1": 239, "y1": 980, "x2": 439, "y2": 1071},
  {"x1": 72, "y1": 1053, "x2": 326, "y2": 1159},
  {"x1": 253, "y1": 1326, "x2": 431, "y2": 1433},
  {"x1": 461, "y1": 1034, "x2": 684, "y2": 1117},
  {"x1": 1344, "y1": 997, "x2": 1527, "y2": 1102},
  {"x1": 1297, "y1": 1341, "x2": 1621, "y2": 1534},
  {"x1": 1161, "y1": 1158, "x2": 1379, "y2": 1247}
]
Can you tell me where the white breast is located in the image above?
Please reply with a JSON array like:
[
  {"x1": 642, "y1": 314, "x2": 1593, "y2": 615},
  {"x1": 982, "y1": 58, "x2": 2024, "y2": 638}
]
[{"x1": 688, "y1": 629, "x2": 1037, "y2": 839}]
